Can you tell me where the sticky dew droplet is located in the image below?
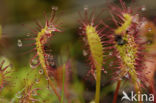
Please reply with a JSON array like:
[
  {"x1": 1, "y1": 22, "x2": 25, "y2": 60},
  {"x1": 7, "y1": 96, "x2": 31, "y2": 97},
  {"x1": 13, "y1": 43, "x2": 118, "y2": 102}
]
[
  {"x1": 17, "y1": 39, "x2": 22, "y2": 47},
  {"x1": 39, "y1": 69, "x2": 43, "y2": 75},
  {"x1": 83, "y1": 50, "x2": 88, "y2": 56},
  {"x1": 16, "y1": 92, "x2": 22, "y2": 98},
  {"x1": 30, "y1": 58, "x2": 39, "y2": 69},
  {"x1": 141, "y1": 6, "x2": 146, "y2": 12}
]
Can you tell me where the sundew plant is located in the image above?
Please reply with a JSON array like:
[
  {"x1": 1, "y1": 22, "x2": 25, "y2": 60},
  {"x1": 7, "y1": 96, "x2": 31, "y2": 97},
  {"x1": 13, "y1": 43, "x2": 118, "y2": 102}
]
[{"x1": 0, "y1": 0, "x2": 155, "y2": 103}]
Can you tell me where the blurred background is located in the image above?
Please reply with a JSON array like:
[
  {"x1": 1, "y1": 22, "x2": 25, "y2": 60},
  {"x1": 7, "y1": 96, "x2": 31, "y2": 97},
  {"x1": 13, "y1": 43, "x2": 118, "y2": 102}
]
[{"x1": 0, "y1": 0, "x2": 156, "y2": 103}]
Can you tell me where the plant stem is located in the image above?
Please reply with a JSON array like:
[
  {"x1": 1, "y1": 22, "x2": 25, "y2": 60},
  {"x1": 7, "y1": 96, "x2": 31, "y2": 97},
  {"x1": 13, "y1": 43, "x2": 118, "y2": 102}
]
[
  {"x1": 133, "y1": 79, "x2": 142, "y2": 103},
  {"x1": 61, "y1": 64, "x2": 65, "y2": 103},
  {"x1": 0, "y1": 25, "x2": 2, "y2": 39},
  {"x1": 48, "y1": 78, "x2": 61, "y2": 101},
  {"x1": 95, "y1": 66, "x2": 101, "y2": 103},
  {"x1": 113, "y1": 80, "x2": 121, "y2": 103},
  {"x1": 42, "y1": 66, "x2": 61, "y2": 101},
  {"x1": 130, "y1": 71, "x2": 142, "y2": 103}
]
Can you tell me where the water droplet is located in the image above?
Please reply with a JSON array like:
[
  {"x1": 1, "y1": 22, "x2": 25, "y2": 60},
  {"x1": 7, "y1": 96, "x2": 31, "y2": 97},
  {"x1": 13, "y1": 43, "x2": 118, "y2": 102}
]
[
  {"x1": 125, "y1": 74, "x2": 129, "y2": 79},
  {"x1": 109, "y1": 61, "x2": 113, "y2": 66},
  {"x1": 109, "y1": 52, "x2": 112, "y2": 56},
  {"x1": 104, "y1": 70, "x2": 107, "y2": 74},
  {"x1": 132, "y1": 14, "x2": 139, "y2": 24},
  {"x1": 136, "y1": 13, "x2": 139, "y2": 17},
  {"x1": 127, "y1": 53, "x2": 131, "y2": 57},
  {"x1": 117, "y1": 55, "x2": 121, "y2": 59},
  {"x1": 26, "y1": 33, "x2": 31, "y2": 37},
  {"x1": 79, "y1": 27, "x2": 82, "y2": 30},
  {"x1": 46, "y1": 85, "x2": 50, "y2": 89},
  {"x1": 35, "y1": 78, "x2": 39, "y2": 84},
  {"x1": 47, "y1": 55, "x2": 54, "y2": 62},
  {"x1": 141, "y1": 7, "x2": 146, "y2": 11},
  {"x1": 83, "y1": 50, "x2": 88, "y2": 56},
  {"x1": 31, "y1": 90, "x2": 37, "y2": 96},
  {"x1": 39, "y1": 69, "x2": 43, "y2": 75},
  {"x1": 91, "y1": 23, "x2": 94, "y2": 26},
  {"x1": 137, "y1": 79, "x2": 140, "y2": 83},
  {"x1": 32, "y1": 58, "x2": 39, "y2": 64},
  {"x1": 46, "y1": 77, "x2": 49, "y2": 81},
  {"x1": 17, "y1": 39, "x2": 22, "y2": 47},
  {"x1": 51, "y1": 61, "x2": 55, "y2": 66},
  {"x1": 82, "y1": 31, "x2": 85, "y2": 34},
  {"x1": 52, "y1": 6, "x2": 58, "y2": 11},
  {"x1": 116, "y1": 71, "x2": 120, "y2": 75},
  {"x1": 16, "y1": 92, "x2": 22, "y2": 98},
  {"x1": 82, "y1": 37, "x2": 86, "y2": 42},
  {"x1": 84, "y1": 5, "x2": 88, "y2": 10},
  {"x1": 30, "y1": 58, "x2": 39, "y2": 69},
  {"x1": 90, "y1": 101, "x2": 95, "y2": 103},
  {"x1": 119, "y1": 78, "x2": 122, "y2": 80},
  {"x1": 148, "y1": 28, "x2": 152, "y2": 32}
]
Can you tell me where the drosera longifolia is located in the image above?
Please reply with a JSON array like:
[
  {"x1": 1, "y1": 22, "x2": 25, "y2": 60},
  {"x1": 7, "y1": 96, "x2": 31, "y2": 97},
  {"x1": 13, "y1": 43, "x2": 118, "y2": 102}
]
[
  {"x1": 18, "y1": 7, "x2": 62, "y2": 102},
  {"x1": 78, "y1": 7, "x2": 106, "y2": 103},
  {"x1": 101, "y1": 0, "x2": 151, "y2": 102}
]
